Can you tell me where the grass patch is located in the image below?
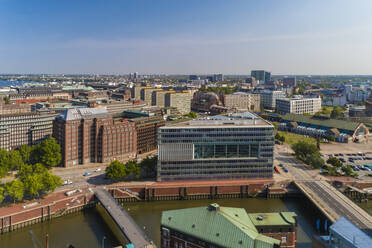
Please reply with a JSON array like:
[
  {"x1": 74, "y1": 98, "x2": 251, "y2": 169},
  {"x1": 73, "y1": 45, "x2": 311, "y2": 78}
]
[{"x1": 277, "y1": 131, "x2": 317, "y2": 146}]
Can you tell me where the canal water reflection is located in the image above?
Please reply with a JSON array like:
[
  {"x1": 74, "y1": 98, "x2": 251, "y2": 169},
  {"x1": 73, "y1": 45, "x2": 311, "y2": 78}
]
[{"x1": 0, "y1": 197, "x2": 337, "y2": 248}]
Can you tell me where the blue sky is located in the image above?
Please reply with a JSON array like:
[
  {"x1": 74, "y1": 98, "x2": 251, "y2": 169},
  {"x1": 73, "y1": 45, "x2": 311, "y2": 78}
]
[{"x1": 1, "y1": 0, "x2": 372, "y2": 75}]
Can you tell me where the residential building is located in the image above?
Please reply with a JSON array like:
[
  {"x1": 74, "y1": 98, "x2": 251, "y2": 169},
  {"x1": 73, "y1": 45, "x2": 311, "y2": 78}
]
[
  {"x1": 313, "y1": 217, "x2": 371, "y2": 248},
  {"x1": 53, "y1": 108, "x2": 137, "y2": 167},
  {"x1": 157, "y1": 112, "x2": 274, "y2": 181},
  {"x1": 161, "y1": 203, "x2": 297, "y2": 248},
  {"x1": 130, "y1": 115, "x2": 165, "y2": 154},
  {"x1": 141, "y1": 88, "x2": 162, "y2": 106},
  {"x1": 251, "y1": 70, "x2": 271, "y2": 83},
  {"x1": 224, "y1": 92, "x2": 261, "y2": 112},
  {"x1": 0, "y1": 102, "x2": 31, "y2": 115},
  {"x1": 283, "y1": 77, "x2": 297, "y2": 88},
  {"x1": 276, "y1": 96, "x2": 321, "y2": 115},
  {"x1": 0, "y1": 112, "x2": 57, "y2": 151},
  {"x1": 260, "y1": 90, "x2": 286, "y2": 110},
  {"x1": 152, "y1": 90, "x2": 174, "y2": 108},
  {"x1": 165, "y1": 91, "x2": 192, "y2": 115}
]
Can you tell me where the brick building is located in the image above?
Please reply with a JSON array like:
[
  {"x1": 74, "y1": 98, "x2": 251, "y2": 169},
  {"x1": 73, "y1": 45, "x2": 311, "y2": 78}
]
[
  {"x1": 53, "y1": 108, "x2": 137, "y2": 167},
  {"x1": 0, "y1": 112, "x2": 57, "y2": 150},
  {"x1": 224, "y1": 92, "x2": 261, "y2": 112},
  {"x1": 130, "y1": 115, "x2": 165, "y2": 154},
  {"x1": 161, "y1": 203, "x2": 297, "y2": 248}
]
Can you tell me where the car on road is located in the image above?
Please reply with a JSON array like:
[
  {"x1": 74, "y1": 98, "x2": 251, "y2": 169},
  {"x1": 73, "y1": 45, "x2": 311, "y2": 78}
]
[
  {"x1": 94, "y1": 168, "x2": 102, "y2": 172},
  {"x1": 83, "y1": 172, "x2": 92, "y2": 176},
  {"x1": 63, "y1": 179, "x2": 72, "y2": 185},
  {"x1": 279, "y1": 163, "x2": 284, "y2": 167}
]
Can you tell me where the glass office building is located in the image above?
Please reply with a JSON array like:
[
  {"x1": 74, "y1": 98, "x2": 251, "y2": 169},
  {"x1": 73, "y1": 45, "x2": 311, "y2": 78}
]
[{"x1": 157, "y1": 112, "x2": 274, "y2": 181}]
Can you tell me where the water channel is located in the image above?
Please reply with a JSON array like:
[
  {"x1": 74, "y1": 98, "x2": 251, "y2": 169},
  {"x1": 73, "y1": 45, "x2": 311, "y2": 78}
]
[{"x1": 1, "y1": 197, "x2": 371, "y2": 248}]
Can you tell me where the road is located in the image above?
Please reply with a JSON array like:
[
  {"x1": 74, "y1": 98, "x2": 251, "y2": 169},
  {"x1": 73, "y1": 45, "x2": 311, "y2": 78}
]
[{"x1": 275, "y1": 145, "x2": 372, "y2": 235}]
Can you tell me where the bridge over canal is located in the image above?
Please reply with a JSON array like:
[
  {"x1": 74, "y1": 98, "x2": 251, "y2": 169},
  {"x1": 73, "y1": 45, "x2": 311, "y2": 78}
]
[{"x1": 94, "y1": 188, "x2": 156, "y2": 248}]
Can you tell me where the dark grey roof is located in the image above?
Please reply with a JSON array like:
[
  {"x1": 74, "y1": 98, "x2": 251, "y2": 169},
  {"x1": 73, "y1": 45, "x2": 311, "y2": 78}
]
[{"x1": 57, "y1": 107, "x2": 109, "y2": 121}]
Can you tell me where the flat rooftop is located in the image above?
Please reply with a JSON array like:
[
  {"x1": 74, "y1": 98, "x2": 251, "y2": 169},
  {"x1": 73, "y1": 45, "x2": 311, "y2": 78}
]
[{"x1": 163, "y1": 112, "x2": 273, "y2": 128}]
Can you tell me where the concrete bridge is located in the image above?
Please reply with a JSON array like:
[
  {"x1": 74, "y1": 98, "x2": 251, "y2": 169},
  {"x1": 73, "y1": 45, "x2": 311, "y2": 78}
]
[
  {"x1": 94, "y1": 188, "x2": 156, "y2": 248},
  {"x1": 275, "y1": 150, "x2": 372, "y2": 235}
]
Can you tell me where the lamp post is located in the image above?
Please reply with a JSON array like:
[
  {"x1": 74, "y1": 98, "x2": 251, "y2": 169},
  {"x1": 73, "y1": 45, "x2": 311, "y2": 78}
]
[{"x1": 102, "y1": 236, "x2": 106, "y2": 248}]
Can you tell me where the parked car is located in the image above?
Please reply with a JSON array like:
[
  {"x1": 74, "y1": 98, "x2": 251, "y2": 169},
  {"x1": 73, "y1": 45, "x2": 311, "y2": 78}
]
[
  {"x1": 83, "y1": 172, "x2": 92, "y2": 176},
  {"x1": 63, "y1": 179, "x2": 72, "y2": 185},
  {"x1": 95, "y1": 168, "x2": 102, "y2": 172}
]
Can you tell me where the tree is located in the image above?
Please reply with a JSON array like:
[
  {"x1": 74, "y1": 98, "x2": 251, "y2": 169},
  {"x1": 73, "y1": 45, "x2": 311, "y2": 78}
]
[
  {"x1": 327, "y1": 157, "x2": 343, "y2": 167},
  {"x1": 305, "y1": 154, "x2": 325, "y2": 169},
  {"x1": 23, "y1": 174, "x2": 43, "y2": 198},
  {"x1": 140, "y1": 156, "x2": 157, "y2": 178},
  {"x1": 16, "y1": 164, "x2": 34, "y2": 181},
  {"x1": 105, "y1": 160, "x2": 126, "y2": 180},
  {"x1": 186, "y1": 112, "x2": 197, "y2": 119},
  {"x1": 18, "y1": 145, "x2": 33, "y2": 164},
  {"x1": 3, "y1": 96, "x2": 10, "y2": 104},
  {"x1": 9, "y1": 150, "x2": 24, "y2": 171},
  {"x1": 326, "y1": 135, "x2": 335, "y2": 142},
  {"x1": 41, "y1": 172, "x2": 62, "y2": 192},
  {"x1": 0, "y1": 187, "x2": 4, "y2": 203},
  {"x1": 34, "y1": 137, "x2": 62, "y2": 168},
  {"x1": 330, "y1": 107, "x2": 344, "y2": 119},
  {"x1": 291, "y1": 141, "x2": 319, "y2": 160},
  {"x1": 5, "y1": 180, "x2": 24, "y2": 203},
  {"x1": 125, "y1": 160, "x2": 141, "y2": 179},
  {"x1": 342, "y1": 165, "x2": 354, "y2": 177},
  {"x1": 0, "y1": 148, "x2": 11, "y2": 177}
]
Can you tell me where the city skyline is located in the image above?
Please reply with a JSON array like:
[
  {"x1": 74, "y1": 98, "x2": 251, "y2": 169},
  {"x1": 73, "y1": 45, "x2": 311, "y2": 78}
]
[{"x1": 1, "y1": 0, "x2": 372, "y2": 75}]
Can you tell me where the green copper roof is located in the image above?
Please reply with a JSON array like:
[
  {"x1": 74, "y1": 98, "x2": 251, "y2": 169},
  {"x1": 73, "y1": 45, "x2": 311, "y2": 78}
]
[
  {"x1": 248, "y1": 212, "x2": 297, "y2": 226},
  {"x1": 161, "y1": 204, "x2": 280, "y2": 248},
  {"x1": 281, "y1": 114, "x2": 361, "y2": 131}
]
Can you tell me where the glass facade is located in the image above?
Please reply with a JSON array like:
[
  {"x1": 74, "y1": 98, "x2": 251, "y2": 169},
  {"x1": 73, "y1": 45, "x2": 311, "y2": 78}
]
[{"x1": 157, "y1": 123, "x2": 274, "y2": 181}]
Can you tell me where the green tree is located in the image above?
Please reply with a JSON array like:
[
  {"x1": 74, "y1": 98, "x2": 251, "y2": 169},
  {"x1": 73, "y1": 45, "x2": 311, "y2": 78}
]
[
  {"x1": 0, "y1": 148, "x2": 11, "y2": 177},
  {"x1": 0, "y1": 187, "x2": 4, "y2": 203},
  {"x1": 41, "y1": 172, "x2": 62, "y2": 192},
  {"x1": 125, "y1": 160, "x2": 141, "y2": 179},
  {"x1": 291, "y1": 141, "x2": 319, "y2": 160},
  {"x1": 3, "y1": 96, "x2": 10, "y2": 104},
  {"x1": 327, "y1": 157, "x2": 343, "y2": 167},
  {"x1": 105, "y1": 160, "x2": 126, "y2": 180},
  {"x1": 187, "y1": 112, "x2": 197, "y2": 119},
  {"x1": 18, "y1": 145, "x2": 33, "y2": 164},
  {"x1": 305, "y1": 154, "x2": 325, "y2": 169},
  {"x1": 5, "y1": 180, "x2": 24, "y2": 203},
  {"x1": 330, "y1": 106, "x2": 344, "y2": 119},
  {"x1": 23, "y1": 174, "x2": 43, "y2": 198},
  {"x1": 140, "y1": 156, "x2": 157, "y2": 178},
  {"x1": 327, "y1": 135, "x2": 336, "y2": 142},
  {"x1": 34, "y1": 137, "x2": 61, "y2": 168},
  {"x1": 342, "y1": 165, "x2": 354, "y2": 176},
  {"x1": 16, "y1": 164, "x2": 34, "y2": 181},
  {"x1": 9, "y1": 150, "x2": 24, "y2": 171}
]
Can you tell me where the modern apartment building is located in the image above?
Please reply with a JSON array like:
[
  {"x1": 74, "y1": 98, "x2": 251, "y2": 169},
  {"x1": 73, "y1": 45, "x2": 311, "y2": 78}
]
[
  {"x1": 142, "y1": 88, "x2": 162, "y2": 106},
  {"x1": 260, "y1": 90, "x2": 286, "y2": 110},
  {"x1": 165, "y1": 92, "x2": 192, "y2": 115},
  {"x1": 152, "y1": 90, "x2": 174, "y2": 108},
  {"x1": 157, "y1": 112, "x2": 274, "y2": 181},
  {"x1": 224, "y1": 92, "x2": 261, "y2": 112},
  {"x1": 276, "y1": 96, "x2": 321, "y2": 115},
  {"x1": 0, "y1": 112, "x2": 57, "y2": 150},
  {"x1": 251, "y1": 70, "x2": 271, "y2": 82},
  {"x1": 53, "y1": 108, "x2": 136, "y2": 167}
]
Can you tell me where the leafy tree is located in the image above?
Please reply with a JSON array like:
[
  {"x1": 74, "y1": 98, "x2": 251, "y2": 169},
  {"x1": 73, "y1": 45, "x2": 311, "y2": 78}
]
[
  {"x1": 9, "y1": 150, "x2": 24, "y2": 171},
  {"x1": 272, "y1": 122, "x2": 278, "y2": 130},
  {"x1": 125, "y1": 160, "x2": 141, "y2": 179},
  {"x1": 342, "y1": 165, "x2": 354, "y2": 176},
  {"x1": 18, "y1": 145, "x2": 33, "y2": 164},
  {"x1": 41, "y1": 172, "x2": 62, "y2": 192},
  {"x1": 327, "y1": 135, "x2": 336, "y2": 142},
  {"x1": 305, "y1": 154, "x2": 325, "y2": 169},
  {"x1": 23, "y1": 174, "x2": 43, "y2": 198},
  {"x1": 5, "y1": 180, "x2": 24, "y2": 203},
  {"x1": 0, "y1": 148, "x2": 11, "y2": 177},
  {"x1": 16, "y1": 164, "x2": 34, "y2": 181},
  {"x1": 3, "y1": 96, "x2": 10, "y2": 104},
  {"x1": 291, "y1": 141, "x2": 319, "y2": 160},
  {"x1": 330, "y1": 106, "x2": 344, "y2": 119},
  {"x1": 33, "y1": 137, "x2": 61, "y2": 168},
  {"x1": 327, "y1": 157, "x2": 343, "y2": 167},
  {"x1": 186, "y1": 112, "x2": 197, "y2": 119},
  {"x1": 140, "y1": 156, "x2": 157, "y2": 178},
  {"x1": 106, "y1": 160, "x2": 126, "y2": 180},
  {"x1": 0, "y1": 187, "x2": 4, "y2": 203},
  {"x1": 327, "y1": 166, "x2": 339, "y2": 176}
]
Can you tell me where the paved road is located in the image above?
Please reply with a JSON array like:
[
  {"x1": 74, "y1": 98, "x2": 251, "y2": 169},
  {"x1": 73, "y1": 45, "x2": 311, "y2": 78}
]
[
  {"x1": 94, "y1": 188, "x2": 155, "y2": 248},
  {"x1": 275, "y1": 146, "x2": 372, "y2": 235}
]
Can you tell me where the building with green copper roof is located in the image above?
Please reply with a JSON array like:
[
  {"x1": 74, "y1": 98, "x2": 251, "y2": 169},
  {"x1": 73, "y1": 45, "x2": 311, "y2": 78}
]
[{"x1": 160, "y1": 203, "x2": 297, "y2": 248}]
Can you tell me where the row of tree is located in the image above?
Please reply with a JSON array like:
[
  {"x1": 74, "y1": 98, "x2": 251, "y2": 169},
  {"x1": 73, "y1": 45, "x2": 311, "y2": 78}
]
[
  {"x1": 0, "y1": 137, "x2": 62, "y2": 204},
  {"x1": 105, "y1": 156, "x2": 158, "y2": 181},
  {"x1": 325, "y1": 157, "x2": 357, "y2": 177},
  {"x1": 291, "y1": 140, "x2": 325, "y2": 168},
  {"x1": 0, "y1": 137, "x2": 61, "y2": 179}
]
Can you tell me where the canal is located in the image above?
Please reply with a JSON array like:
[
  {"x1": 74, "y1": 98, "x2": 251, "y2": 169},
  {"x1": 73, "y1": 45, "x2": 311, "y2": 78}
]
[{"x1": 1, "y1": 197, "x2": 370, "y2": 248}]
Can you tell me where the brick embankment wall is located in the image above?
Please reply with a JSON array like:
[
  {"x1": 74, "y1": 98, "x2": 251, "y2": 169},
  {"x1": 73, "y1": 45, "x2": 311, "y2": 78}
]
[{"x1": 0, "y1": 189, "x2": 96, "y2": 234}]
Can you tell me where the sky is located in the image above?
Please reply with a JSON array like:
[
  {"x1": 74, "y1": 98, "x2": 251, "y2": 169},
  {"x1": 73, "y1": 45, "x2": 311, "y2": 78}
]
[{"x1": 1, "y1": 0, "x2": 372, "y2": 75}]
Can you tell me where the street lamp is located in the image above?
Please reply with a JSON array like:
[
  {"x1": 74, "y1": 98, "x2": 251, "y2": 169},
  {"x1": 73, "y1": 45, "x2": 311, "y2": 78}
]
[{"x1": 102, "y1": 236, "x2": 106, "y2": 248}]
